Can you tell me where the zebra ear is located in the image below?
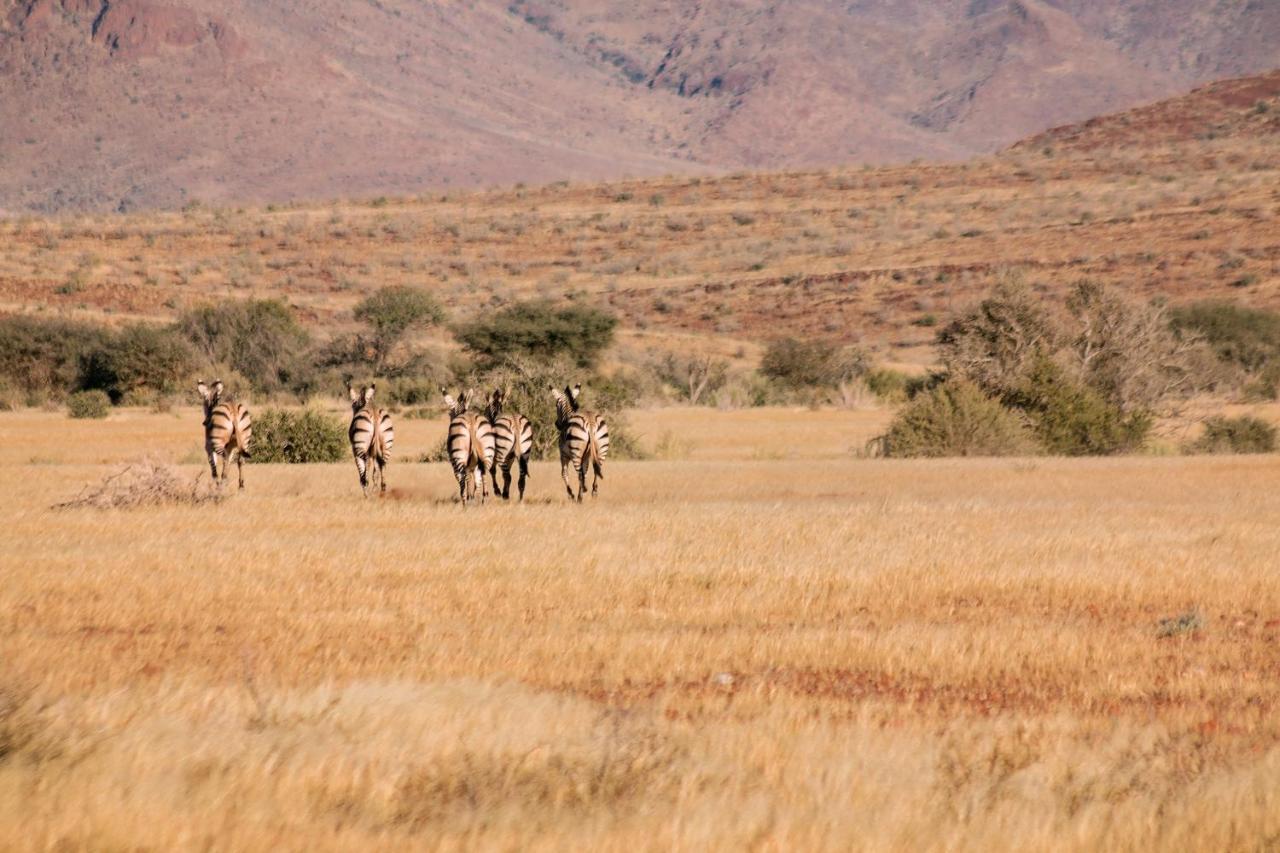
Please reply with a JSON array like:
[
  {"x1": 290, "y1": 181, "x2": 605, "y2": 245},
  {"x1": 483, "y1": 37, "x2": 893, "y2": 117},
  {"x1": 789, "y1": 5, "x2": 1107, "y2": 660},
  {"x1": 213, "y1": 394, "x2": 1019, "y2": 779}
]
[
  {"x1": 197, "y1": 381, "x2": 210, "y2": 401},
  {"x1": 213, "y1": 380, "x2": 224, "y2": 398},
  {"x1": 364, "y1": 385, "x2": 375, "y2": 402},
  {"x1": 348, "y1": 383, "x2": 360, "y2": 403}
]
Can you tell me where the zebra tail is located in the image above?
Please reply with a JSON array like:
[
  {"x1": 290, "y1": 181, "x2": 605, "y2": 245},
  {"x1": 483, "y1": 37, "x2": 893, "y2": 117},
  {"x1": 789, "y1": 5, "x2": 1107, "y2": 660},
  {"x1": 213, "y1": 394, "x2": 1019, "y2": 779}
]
[{"x1": 587, "y1": 424, "x2": 604, "y2": 479}]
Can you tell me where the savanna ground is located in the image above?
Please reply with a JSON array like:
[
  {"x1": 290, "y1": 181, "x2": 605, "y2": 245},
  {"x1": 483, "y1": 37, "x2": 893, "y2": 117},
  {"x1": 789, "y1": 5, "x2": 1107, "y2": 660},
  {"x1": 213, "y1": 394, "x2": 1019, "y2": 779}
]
[{"x1": 3, "y1": 407, "x2": 1280, "y2": 850}]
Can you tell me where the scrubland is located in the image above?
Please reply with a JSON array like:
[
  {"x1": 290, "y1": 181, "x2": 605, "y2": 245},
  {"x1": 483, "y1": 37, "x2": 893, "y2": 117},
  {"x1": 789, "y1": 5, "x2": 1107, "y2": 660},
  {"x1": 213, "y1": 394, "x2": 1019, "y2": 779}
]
[
  {"x1": 1, "y1": 133, "x2": 1276, "y2": 370},
  {"x1": 3, "y1": 408, "x2": 1280, "y2": 850}
]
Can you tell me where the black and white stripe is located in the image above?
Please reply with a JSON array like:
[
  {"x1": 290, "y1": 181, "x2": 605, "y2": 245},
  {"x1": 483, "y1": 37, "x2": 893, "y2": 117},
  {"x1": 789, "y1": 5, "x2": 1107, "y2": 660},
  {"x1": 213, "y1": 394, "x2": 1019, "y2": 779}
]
[
  {"x1": 197, "y1": 379, "x2": 252, "y2": 490},
  {"x1": 348, "y1": 382, "x2": 394, "y2": 496},
  {"x1": 485, "y1": 388, "x2": 534, "y2": 501},
  {"x1": 443, "y1": 387, "x2": 496, "y2": 505},
  {"x1": 550, "y1": 382, "x2": 608, "y2": 501}
]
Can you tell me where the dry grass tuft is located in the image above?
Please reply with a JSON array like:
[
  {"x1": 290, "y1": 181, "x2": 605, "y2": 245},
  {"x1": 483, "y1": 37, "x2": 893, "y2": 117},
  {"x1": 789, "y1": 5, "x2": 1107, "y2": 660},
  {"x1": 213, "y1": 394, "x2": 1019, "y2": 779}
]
[{"x1": 52, "y1": 458, "x2": 223, "y2": 510}]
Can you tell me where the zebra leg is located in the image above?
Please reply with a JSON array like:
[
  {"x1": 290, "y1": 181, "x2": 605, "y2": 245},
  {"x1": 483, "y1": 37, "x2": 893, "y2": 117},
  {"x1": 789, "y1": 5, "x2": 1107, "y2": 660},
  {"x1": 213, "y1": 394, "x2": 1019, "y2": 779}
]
[
  {"x1": 500, "y1": 458, "x2": 513, "y2": 500},
  {"x1": 591, "y1": 460, "x2": 601, "y2": 498},
  {"x1": 560, "y1": 461, "x2": 576, "y2": 500},
  {"x1": 476, "y1": 465, "x2": 488, "y2": 504},
  {"x1": 378, "y1": 459, "x2": 387, "y2": 495},
  {"x1": 355, "y1": 455, "x2": 369, "y2": 496},
  {"x1": 235, "y1": 449, "x2": 245, "y2": 491},
  {"x1": 577, "y1": 461, "x2": 587, "y2": 503},
  {"x1": 516, "y1": 456, "x2": 528, "y2": 502},
  {"x1": 207, "y1": 448, "x2": 220, "y2": 484},
  {"x1": 458, "y1": 466, "x2": 469, "y2": 505}
]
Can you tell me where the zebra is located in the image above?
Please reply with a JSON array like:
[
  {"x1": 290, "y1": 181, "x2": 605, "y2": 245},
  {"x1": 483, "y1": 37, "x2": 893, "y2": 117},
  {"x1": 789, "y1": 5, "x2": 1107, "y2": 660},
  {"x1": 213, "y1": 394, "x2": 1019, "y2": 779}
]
[
  {"x1": 484, "y1": 387, "x2": 534, "y2": 501},
  {"x1": 347, "y1": 382, "x2": 394, "y2": 496},
  {"x1": 442, "y1": 387, "x2": 495, "y2": 505},
  {"x1": 550, "y1": 383, "x2": 609, "y2": 501},
  {"x1": 196, "y1": 379, "x2": 251, "y2": 490}
]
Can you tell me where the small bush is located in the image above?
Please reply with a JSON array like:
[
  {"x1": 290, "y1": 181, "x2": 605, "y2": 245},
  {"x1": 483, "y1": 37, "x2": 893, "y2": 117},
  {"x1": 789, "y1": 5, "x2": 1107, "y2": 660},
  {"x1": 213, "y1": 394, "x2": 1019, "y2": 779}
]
[
  {"x1": 249, "y1": 409, "x2": 347, "y2": 463},
  {"x1": 1007, "y1": 356, "x2": 1152, "y2": 455},
  {"x1": 1171, "y1": 301, "x2": 1280, "y2": 379},
  {"x1": 1189, "y1": 415, "x2": 1277, "y2": 454},
  {"x1": 760, "y1": 338, "x2": 867, "y2": 391},
  {"x1": 865, "y1": 368, "x2": 936, "y2": 402},
  {"x1": 66, "y1": 389, "x2": 111, "y2": 419},
  {"x1": 881, "y1": 381, "x2": 1033, "y2": 458}
]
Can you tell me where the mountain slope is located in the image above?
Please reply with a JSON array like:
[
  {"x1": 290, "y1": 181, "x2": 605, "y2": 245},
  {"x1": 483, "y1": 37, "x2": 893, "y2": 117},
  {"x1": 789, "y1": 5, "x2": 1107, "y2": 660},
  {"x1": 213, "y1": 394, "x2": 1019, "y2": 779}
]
[
  {"x1": 1, "y1": 0, "x2": 1277, "y2": 213},
  {"x1": 1013, "y1": 68, "x2": 1280, "y2": 153}
]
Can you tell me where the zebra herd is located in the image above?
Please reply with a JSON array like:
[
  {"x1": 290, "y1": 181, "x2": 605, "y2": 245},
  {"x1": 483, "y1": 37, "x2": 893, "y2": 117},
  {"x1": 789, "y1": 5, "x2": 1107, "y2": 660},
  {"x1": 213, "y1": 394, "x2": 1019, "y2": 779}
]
[{"x1": 196, "y1": 379, "x2": 610, "y2": 502}]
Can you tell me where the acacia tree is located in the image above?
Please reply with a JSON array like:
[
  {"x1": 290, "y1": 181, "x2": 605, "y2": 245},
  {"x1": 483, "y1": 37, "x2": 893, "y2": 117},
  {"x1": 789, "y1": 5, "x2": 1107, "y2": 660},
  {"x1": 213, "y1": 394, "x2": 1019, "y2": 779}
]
[
  {"x1": 654, "y1": 352, "x2": 728, "y2": 405},
  {"x1": 454, "y1": 300, "x2": 617, "y2": 369},
  {"x1": 352, "y1": 286, "x2": 445, "y2": 373}
]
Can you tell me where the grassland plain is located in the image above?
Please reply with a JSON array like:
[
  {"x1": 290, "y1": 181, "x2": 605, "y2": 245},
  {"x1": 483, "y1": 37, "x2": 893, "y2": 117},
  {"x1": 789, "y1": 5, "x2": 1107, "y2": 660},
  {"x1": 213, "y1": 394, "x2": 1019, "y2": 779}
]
[{"x1": 2, "y1": 409, "x2": 1280, "y2": 850}]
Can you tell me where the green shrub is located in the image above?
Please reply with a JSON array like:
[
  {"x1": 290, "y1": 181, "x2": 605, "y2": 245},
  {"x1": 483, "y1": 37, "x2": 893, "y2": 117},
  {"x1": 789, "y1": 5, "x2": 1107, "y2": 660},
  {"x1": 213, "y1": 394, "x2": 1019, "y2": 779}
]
[
  {"x1": 454, "y1": 300, "x2": 617, "y2": 369},
  {"x1": 0, "y1": 315, "x2": 108, "y2": 399},
  {"x1": 67, "y1": 389, "x2": 111, "y2": 419},
  {"x1": 865, "y1": 368, "x2": 936, "y2": 402},
  {"x1": 881, "y1": 381, "x2": 1033, "y2": 458},
  {"x1": 1170, "y1": 301, "x2": 1280, "y2": 372},
  {"x1": 177, "y1": 300, "x2": 311, "y2": 394},
  {"x1": 1190, "y1": 415, "x2": 1277, "y2": 454},
  {"x1": 80, "y1": 324, "x2": 193, "y2": 402},
  {"x1": 759, "y1": 338, "x2": 867, "y2": 391},
  {"x1": 249, "y1": 409, "x2": 347, "y2": 463},
  {"x1": 1006, "y1": 355, "x2": 1152, "y2": 455}
]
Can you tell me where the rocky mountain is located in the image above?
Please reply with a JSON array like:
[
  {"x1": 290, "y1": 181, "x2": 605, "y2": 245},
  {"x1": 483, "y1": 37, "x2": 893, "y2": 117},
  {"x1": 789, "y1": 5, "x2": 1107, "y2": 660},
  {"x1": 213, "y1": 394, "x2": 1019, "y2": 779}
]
[{"x1": 1, "y1": 0, "x2": 1276, "y2": 213}]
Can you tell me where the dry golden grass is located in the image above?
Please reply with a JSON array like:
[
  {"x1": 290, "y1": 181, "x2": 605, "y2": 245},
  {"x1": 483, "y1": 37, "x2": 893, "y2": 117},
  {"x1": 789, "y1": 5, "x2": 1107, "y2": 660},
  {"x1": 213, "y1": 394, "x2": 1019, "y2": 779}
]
[{"x1": 3, "y1": 409, "x2": 1280, "y2": 850}]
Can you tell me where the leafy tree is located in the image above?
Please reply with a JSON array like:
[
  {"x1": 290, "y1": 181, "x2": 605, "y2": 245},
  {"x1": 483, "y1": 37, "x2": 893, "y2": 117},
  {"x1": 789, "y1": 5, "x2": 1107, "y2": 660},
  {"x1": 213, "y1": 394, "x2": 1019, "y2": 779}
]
[
  {"x1": 0, "y1": 315, "x2": 108, "y2": 399},
  {"x1": 177, "y1": 300, "x2": 310, "y2": 393},
  {"x1": 352, "y1": 286, "x2": 445, "y2": 372},
  {"x1": 80, "y1": 324, "x2": 193, "y2": 402},
  {"x1": 455, "y1": 300, "x2": 617, "y2": 369}
]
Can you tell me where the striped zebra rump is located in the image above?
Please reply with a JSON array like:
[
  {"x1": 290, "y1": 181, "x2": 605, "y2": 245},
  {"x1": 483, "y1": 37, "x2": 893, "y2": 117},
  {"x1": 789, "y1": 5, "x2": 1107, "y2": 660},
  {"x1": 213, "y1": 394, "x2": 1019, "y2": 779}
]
[
  {"x1": 449, "y1": 414, "x2": 494, "y2": 475},
  {"x1": 491, "y1": 414, "x2": 532, "y2": 469},
  {"x1": 204, "y1": 403, "x2": 251, "y2": 457},
  {"x1": 552, "y1": 382, "x2": 606, "y2": 500},
  {"x1": 198, "y1": 379, "x2": 250, "y2": 490},
  {"x1": 350, "y1": 407, "x2": 394, "y2": 463},
  {"x1": 348, "y1": 383, "x2": 392, "y2": 495}
]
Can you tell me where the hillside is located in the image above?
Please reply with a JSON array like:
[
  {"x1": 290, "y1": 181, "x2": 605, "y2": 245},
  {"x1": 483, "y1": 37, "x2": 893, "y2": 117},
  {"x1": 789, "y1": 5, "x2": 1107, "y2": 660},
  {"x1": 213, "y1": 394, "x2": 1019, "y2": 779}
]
[
  {"x1": 1014, "y1": 68, "x2": 1280, "y2": 153},
  {"x1": 0, "y1": 67, "x2": 1276, "y2": 370},
  {"x1": 1, "y1": 0, "x2": 1277, "y2": 213}
]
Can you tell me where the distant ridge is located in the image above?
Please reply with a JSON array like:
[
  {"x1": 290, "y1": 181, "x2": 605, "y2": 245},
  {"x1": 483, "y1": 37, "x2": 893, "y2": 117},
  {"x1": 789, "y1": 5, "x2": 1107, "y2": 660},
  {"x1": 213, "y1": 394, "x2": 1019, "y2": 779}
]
[{"x1": 1, "y1": 0, "x2": 1277, "y2": 213}]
